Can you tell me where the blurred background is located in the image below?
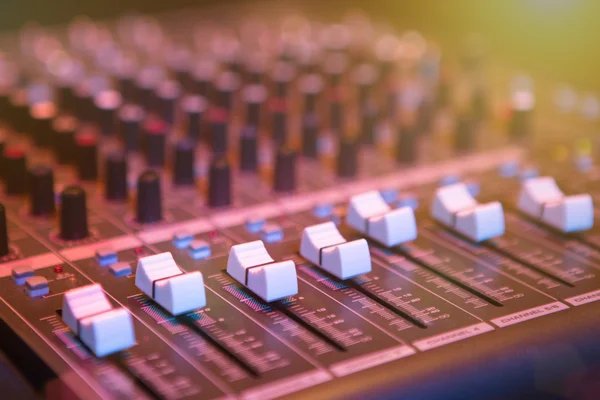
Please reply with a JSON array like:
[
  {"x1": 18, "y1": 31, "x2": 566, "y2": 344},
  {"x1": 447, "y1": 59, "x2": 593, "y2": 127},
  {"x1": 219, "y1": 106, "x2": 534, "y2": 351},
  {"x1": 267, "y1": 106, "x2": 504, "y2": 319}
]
[{"x1": 0, "y1": 0, "x2": 598, "y2": 90}]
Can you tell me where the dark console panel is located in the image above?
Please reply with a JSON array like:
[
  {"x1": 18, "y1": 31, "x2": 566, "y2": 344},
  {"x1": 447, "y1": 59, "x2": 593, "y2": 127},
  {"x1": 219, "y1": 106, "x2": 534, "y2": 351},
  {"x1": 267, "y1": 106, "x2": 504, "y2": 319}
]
[{"x1": 0, "y1": 4, "x2": 599, "y2": 400}]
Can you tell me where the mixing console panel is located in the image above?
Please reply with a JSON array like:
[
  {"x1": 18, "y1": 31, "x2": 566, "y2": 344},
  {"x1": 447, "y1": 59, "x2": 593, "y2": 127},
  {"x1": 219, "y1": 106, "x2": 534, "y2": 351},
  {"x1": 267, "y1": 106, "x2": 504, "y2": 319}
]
[{"x1": 0, "y1": 5, "x2": 599, "y2": 400}]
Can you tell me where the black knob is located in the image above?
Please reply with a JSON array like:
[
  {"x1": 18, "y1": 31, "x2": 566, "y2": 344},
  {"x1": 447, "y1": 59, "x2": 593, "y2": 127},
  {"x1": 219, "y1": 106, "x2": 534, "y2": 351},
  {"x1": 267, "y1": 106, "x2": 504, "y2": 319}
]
[
  {"x1": 75, "y1": 131, "x2": 98, "y2": 181},
  {"x1": 417, "y1": 100, "x2": 434, "y2": 135},
  {"x1": 28, "y1": 166, "x2": 55, "y2": 216},
  {"x1": 242, "y1": 84, "x2": 267, "y2": 128},
  {"x1": 271, "y1": 61, "x2": 295, "y2": 98},
  {"x1": 396, "y1": 125, "x2": 419, "y2": 164},
  {"x1": 143, "y1": 119, "x2": 167, "y2": 168},
  {"x1": 104, "y1": 152, "x2": 128, "y2": 202},
  {"x1": 215, "y1": 71, "x2": 240, "y2": 111},
  {"x1": 60, "y1": 186, "x2": 88, "y2": 240},
  {"x1": 29, "y1": 102, "x2": 57, "y2": 147},
  {"x1": 208, "y1": 157, "x2": 231, "y2": 207},
  {"x1": 0, "y1": 204, "x2": 8, "y2": 256},
  {"x1": 455, "y1": 115, "x2": 475, "y2": 153},
  {"x1": 329, "y1": 100, "x2": 343, "y2": 132},
  {"x1": 173, "y1": 139, "x2": 195, "y2": 186},
  {"x1": 509, "y1": 108, "x2": 531, "y2": 140},
  {"x1": 299, "y1": 74, "x2": 323, "y2": 114},
  {"x1": 302, "y1": 113, "x2": 319, "y2": 158},
  {"x1": 52, "y1": 114, "x2": 78, "y2": 164},
  {"x1": 272, "y1": 101, "x2": 287, "y2": 146},
  {"x1": 156, "y1": 80, "x2": 181, "y2": 126},
  {"x1": 118, "y1": 104, "x2": 145, "y2": 152},
  {"x1": 94, "y1": 90, "x2": 121, "y2": 136},
  {"x1": 135, "y1": 65, "x2": 164, "y2": 112},
  {"x1": 136, "y1": 170, "x2": 162, "y2": 224},
  {"x1": 210, "y1": 109, "x2": 229, "y2": 155},
  {"x1": 337, "y1": 136, "x2": 358, "y2": 178},
  {"x1": 239, "y1": 126, "x2": 258, "y2": 172},
  {"x1": 191, "y1": 59, "x2": 217, "y2": 98},
  {"x1": 273, "y1": 147, "x2": 296, "y2": 192},
  {"x1": 360, "y1": 106, "x2": 376, "y2": 145},
  {"x1": 182, "y1": 95, "x2": 207, "y2": 142},
  {"x1": 3, "y1": 148, "x2": 27, "y2": 195}
]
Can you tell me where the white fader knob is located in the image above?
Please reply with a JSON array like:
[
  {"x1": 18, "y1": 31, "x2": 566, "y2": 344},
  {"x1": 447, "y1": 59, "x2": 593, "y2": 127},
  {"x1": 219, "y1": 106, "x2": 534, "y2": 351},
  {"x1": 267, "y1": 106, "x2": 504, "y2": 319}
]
[
  {"x1": 136, "y1": 252, "x2": 206, "y2": 316},
  {"x1": 62, "y1": 284, "x2": 135, "y2": 357},
  {"x1": 300, "y1": 221, "x2": 371, "y2": 279},
  {"x1": 347, "y1": 190, "x2": 417, "y2": 246},
  {"x1": 518, "y1": 176, "x2": 593, "y2": 233},
  {"x1": 227, "y1": 240, "x2": 298, "y2": 302},
  {"x1": 431, "y1": 183, "x2": 505, "y2": 242}
]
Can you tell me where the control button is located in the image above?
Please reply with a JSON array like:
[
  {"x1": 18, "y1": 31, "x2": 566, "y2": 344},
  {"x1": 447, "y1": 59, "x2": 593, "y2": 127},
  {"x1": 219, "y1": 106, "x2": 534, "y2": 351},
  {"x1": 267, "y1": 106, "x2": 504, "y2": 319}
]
[
  {"x1": 440, "y1": 174, "x2": 460, "y2": 187},
  {"x1": 173, "y1": 139, "x2": 196, "y2": 186},
  {"x1": 301, "y1": 113, "x2": 319, "y2": 159},
  {"x1": 465, "y1": 181, "x2": 481, "y2": 197},
  {"x1": 95, "y1": 248, "x2": 118, "y2": 266},
  {"x1": 136, "y1": 170, "x2": 162, "y2": 224},
  {"x1": 239, "y1": 126, "x2": 258, "y2": 172},
  {"x1": 118, "y1": 104, "x2": 144, "y2": 152},
  {"x1": 520, "y1": 167, "x2": 539, "y2": 181},
  {"x1": 109, "y1": 262, "x2": 132, "y2": 277},
  {"x1": 0, "y1": 204, "x2": 9, "y2": 256},
  {"x1": 518, "y1": 176, "x2": 594, "y2": 233},
  {"x1": 12, "y1": 265, "x2": 34, "y2": 285},
  {"x1": 210, "y1": 109, "x2": 229, "y2": 155},
  {"x1": 262, "y1": 223, "x2": 283, "y2": 243},
  {"x1": 274, "y1": 147, "x2": 297, "y2": 192},
  {"x1": 25, "y1": 276, "x2": 49, "y2": 297},
  {"x1": 245, "y1": 217, "x2": 265, "y2": 233},
  {"x1": 431, "y1": 183, "x2": 505, "y2": 242},
  {"x1": 396, "y1": 125, "x2": 418, "y2": 164},
  {"x1": 313, "y1": 202, "x2": 334, "y2": 219},
  {"x1": 28, "y1": 166, "x2": 55, "y2": 217},
  {"x1": 182, "y1": 95, "x2": 206, "y2": 142},
  {"x1": 136, "y1": 252, "x2": 206, "y2": 315},
  {"x1": 397, "y1": 194, "x2": 419, "y2": 210},
  {"x1": 143, "y1": 119, "x2": 167, "y2": 168},
  {"x1": 208, "y1": 157, "x2": 231, "y2": 208},
  {"x1": 74, "y1": 130, "x2": 98, "y2": 181},
  {"x1": 498, "y1": 161, "x2": 519, "y2": 178},
  {"x1": 227, "y1": 240, "x2": 298, "y2": 302},
  {"x1": 62, "y1": 284, "x2": 135, "y2": 356},
  {"x1": 52, "y1": 114, "x2": 78, "y2": 164},
  {"x1": 188, "y1": 240, "x2": 211, "y2": 260},
  {"x1": 172, "y1": 231, "x2": 193, "y2": 249},
  {"x1": 576, "y1": 155, "x2": 593, "y2": 173},
  {"x1": 455, "y1": 115, "x2": 475, "y2": 152},
  {"x1": 104, "y1": 152, "x2": 128, "y2": 202},
  {"x1": 380, "y1": 188, "x2": 399, "y2": 204},
  {"x1": 337, "y1": 136, "x2": 359, "y2": 178},
  {"x1": 347, "y1": 190, "x2": 417, "y2": 246},
  {"x1": 3, "y1": 148, "x2": 27, "y2": 195},
  {"x1": 300, "y1": 221, "x2": 371, "y2": 279},
  {"x1": 59, "y1": 186, "x2": 89, "y2": 240}
]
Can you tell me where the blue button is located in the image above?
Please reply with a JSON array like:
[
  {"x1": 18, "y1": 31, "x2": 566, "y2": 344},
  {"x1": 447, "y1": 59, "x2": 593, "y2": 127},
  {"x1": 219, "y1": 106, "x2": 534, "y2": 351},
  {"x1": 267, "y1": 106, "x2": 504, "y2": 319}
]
[
  {"x1": 520, "y1": 167, "x2": 539, "y2": 181},
  {"x1": 440, "y1": 174, "x2": 460, "y2": 187},
  {"x1": 12, "y1": 265, "x2": 34, "y2": 285},
  {"x1": 313, "y1": 203, "x2": 334, "y2": 219},
  {"x1": 576, "y1": 156, "x2": 593, "y2": 172},
  {"x1": 172, "y1": 230, "x2": 193, "y2": 249},
  {"x1": 397, "y1": 194, "x2": 419, "y2": 210},
  {"x1": 95, "y1": 248, "x2": 118, "y2": 266},
  {"x1": 25, "y1": 276, "x2": 49, "y2": 297},
  {"x1": 465, "y1": 181, "x2": 481, "y2": 197},
  {"x1": 380, "y1": 188, "x2": 398, "y2": 204},
  {"x1": 245, "y1": 218, "x2": 265, "y2": 233},
  {"x1": 109, "y1": 262, "x2": 132, "y2": 277},
  {"x1": 188, "y1": 240, "x2": 211, "y2": 260},
  {"x1": 262, "y1": 224, "x2": 284, "y2": 243},
  {"x1": 498, "y1": 161, "x2": 519, "y2": 178}
]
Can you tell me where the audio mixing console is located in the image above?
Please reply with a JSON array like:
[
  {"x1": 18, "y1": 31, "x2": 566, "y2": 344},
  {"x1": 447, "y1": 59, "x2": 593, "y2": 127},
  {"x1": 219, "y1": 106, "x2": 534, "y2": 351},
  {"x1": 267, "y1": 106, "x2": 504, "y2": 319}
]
[{"x1": 0, "y1": 4, "x2": 599, "y2": 400}]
